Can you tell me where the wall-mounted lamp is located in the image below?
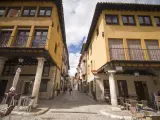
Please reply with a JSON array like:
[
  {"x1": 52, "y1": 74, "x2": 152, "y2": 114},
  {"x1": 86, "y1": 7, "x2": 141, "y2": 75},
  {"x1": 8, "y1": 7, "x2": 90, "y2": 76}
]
[
  {"x1": 18, "y1": 58, "x2": 24, "y2": 63},
  {"x1": 134, "y1": 72, "x2": 139, "y2": 77}
]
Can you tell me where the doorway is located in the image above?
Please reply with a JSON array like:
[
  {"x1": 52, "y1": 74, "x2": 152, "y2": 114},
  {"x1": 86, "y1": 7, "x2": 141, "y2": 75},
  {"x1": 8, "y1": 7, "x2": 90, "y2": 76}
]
[
  {"x1": 134, "y1": 81, "x2": 148, "y2": 100},
  {"x1": 23, "y1": 82, "x2": 30, "y2": 95},
  {"x1": 117, "y1": 80, "x2": 129, "y2": 97},
  {"x1": 0, "y1": 80, "x2": 8, "y2": 97}
]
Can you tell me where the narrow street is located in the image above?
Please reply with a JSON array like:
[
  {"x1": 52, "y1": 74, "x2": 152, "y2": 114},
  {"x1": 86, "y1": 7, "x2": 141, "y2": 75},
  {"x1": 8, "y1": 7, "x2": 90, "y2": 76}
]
[{"x1": 11, "y1": 90, "x2": 116, "y2": 120}]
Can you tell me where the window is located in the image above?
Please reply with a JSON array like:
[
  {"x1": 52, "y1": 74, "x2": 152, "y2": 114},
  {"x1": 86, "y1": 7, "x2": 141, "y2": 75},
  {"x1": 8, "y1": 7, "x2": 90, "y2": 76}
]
[
  {"x1": 54, "y1": 43, "x2": 57, "y2": 53},
  {"x1": 57, "y1": 25, "x2": 59, "y2": 32},
  {"x1": 22, "y1": 7, "x2": 36, "y2": 17},
  {"x1": 88, "y1": 51, "x2": 89, "y2": 59},
  {"x1": 138, "y1": 16, "x2": 152, "y2": 26},
  {"x1": 0, "y1": 7, "x2": 6, "y2": 17},
  {"x1": 88, "y1": 65, "x2": 90, "y2": 74},
  {"x1": 109, "y1": 39, "x2": 125, "y2": 60},
  {"x1": 127, "y1": 40, "x2": 144, "y2": 60},
  {"x1": 0, "y1": 31, "x2": 12, "y2": 47},
  {"x1": 91, "y1": 61, "x2": 93, "y2": 71},
  {"x1": 96, "y1": 28, "x2": 99, "y2": 36},
  {"x1": 105, "y1": 15, "x2": 119, "y2": 24},
  {"x1": 40, "y1": 79, "x2": 48, "y2": 92},
  {"x1": 13, "y1": 30, "x2": 29, "y2": 47},
  {"x1": 6, "y1": 7, "x2": 21, "y2": 17},
  {"x1": 90, "y1": 44, "x2": 92, "y2": 55},
  {"x1": 32, "y1": 30, "x2": 48, "y2": 48},
  {"x1": 43, "y1": 66, "x2": 50, "y2": 77},
  {"x1": 122, "y1": 15, "x2": 135, "y2": 25},
  {"x1": 3, "y1": 65, "x2": 15, "y2": 75},
  {"x1": 154, "y1": 16, "x2": 160, "y2": 26},
  {"x1": 38, "y1": 7, "x2": 52, "y2": 17}
]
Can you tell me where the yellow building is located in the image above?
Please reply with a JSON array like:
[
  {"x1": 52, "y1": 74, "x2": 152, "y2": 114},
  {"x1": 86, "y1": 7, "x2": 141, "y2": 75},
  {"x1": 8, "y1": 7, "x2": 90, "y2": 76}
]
[
  {"x1": 0, "y1": 0, "x2": 68, "y2": 104},
  {"x1": 85, "y1": 2, "x2": 160, "y2": 106}
]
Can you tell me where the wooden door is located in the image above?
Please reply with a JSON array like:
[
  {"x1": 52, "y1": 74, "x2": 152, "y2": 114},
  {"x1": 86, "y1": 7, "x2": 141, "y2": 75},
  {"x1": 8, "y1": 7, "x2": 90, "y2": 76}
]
[
  {"x1": 117, "y1": 80, "x2": 128, "y2": 97},
  {"x1": 134, "y1": 81, "x2": 145, "y2": 100}
]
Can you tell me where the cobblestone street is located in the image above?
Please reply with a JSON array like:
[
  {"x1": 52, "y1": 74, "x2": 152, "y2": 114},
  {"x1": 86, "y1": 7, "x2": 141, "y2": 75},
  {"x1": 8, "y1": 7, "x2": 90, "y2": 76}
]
[{"x1": 10, "y1": 90, "x2": 117, "y2": 120}]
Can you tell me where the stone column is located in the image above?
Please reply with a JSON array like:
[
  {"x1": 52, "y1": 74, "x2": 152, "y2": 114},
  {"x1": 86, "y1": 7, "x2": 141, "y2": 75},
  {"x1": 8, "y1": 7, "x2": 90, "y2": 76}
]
[
  {"x1": 108, "y1": 70, "x2": 118, "y2": 106},
  {"x1": 0, "y1": 57, "x2": 7, "y2": 76},
  {"x1": 32, "y1": 57, "x2": 45, "y2": 105}
]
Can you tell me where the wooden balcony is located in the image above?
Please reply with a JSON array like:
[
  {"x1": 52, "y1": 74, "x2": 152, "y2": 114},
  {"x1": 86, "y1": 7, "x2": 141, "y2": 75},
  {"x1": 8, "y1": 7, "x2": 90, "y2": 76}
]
[{"x1": 109, "y1": 48, "x2": 160, "y2": 61}]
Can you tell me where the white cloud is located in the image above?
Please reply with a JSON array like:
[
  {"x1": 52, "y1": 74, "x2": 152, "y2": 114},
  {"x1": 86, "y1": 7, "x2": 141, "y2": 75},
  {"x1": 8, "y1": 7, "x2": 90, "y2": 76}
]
[
  {"x1": 63, "y1": 0, "x2": 160, "y2": 76},
  {"x1": 69, "y1": 53, "x2": 81, "y2": 76}
]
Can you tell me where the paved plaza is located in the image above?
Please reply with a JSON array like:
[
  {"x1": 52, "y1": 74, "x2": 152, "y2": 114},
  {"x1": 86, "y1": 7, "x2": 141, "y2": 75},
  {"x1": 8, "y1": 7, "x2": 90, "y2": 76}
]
[{"x1": 10, "y1": 90, "x2": 119, "y2": 120}]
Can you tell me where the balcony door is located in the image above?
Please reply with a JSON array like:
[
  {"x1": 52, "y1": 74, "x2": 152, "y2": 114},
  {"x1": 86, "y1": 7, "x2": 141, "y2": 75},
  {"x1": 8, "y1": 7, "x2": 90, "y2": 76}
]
[
  {"x1": 109, "y1": 39, "x2": 125, "y2": 60},
  {"x1": 127, "y1": 40, "x2": 144, "y2": 60},
  {"x1": 145, "y1": 40, "x2": 160, "y2": 61},
  {"x1": 32, "y1": 30, "x2": 48, "y2": 48},
  {"x1": 13, "y1": 30, "x2": 29, "y2": 47},
  {"x1": 0, "y1": 31, "x2": 12, "y2": 47}
]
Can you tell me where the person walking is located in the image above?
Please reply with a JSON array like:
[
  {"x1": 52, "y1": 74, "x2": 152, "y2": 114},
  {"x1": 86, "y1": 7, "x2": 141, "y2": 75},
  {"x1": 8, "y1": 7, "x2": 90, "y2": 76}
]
[{"x1": 69, "y1": 87, "x2": 72, "y2": 95}]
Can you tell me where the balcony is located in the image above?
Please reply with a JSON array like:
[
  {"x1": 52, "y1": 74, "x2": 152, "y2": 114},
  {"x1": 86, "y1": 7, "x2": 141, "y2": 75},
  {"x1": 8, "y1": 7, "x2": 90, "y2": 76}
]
[
  {"x1": 0, "y1": 34, "x2": 12, "y2": 47},
  {"x1": 31, "y1": 36, "x2": 47, "y2": 48},
  {"x1": 0, "y1": 35, "x2": 48, "y2": 48},
  {"x1": 12, "y1": 35, "x2": 29, "y2": 47},
  {"x1": 109, "y1": 48, "x2": 160, "y2": 61}
]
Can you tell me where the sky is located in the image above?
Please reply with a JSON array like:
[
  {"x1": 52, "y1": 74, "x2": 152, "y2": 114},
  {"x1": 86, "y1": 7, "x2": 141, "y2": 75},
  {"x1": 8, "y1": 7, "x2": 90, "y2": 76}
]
[{"x1": 63, "y1": 0, "x2": 160, "y2": 76}]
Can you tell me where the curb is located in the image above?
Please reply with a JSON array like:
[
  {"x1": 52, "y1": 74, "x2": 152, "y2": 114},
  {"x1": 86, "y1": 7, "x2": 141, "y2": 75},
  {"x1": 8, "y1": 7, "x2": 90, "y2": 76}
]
[
  {"x1": 11, "y1": 107, "x2": 50, "y2": 116},
  {"x1": 100, "y1": 110, "x2": 132, "y2": 120}
]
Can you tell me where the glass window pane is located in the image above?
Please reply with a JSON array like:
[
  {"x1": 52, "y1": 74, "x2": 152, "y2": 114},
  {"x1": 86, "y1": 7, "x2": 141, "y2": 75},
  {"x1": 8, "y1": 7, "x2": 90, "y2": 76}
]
[
  {"x1": 39, "y1": 10, "x2": 45, "y2": 16},
  {"x1": 129, "y1": 17, "x2": 134, "y2": 24},
  {"x1": 7, "y1": 8, "x2": 20, "y2": 17},
  {"x1": 46, "y1": 10, "x2": 51, "y2": 16},
  {"x1": 155, "y1": 17, "x2": 160, "y2": 25},
  {"x1": 112, "y1": 16, "x2": 118, "y2": 23},
  {"x1": 23, "y1": 10, "x2": 29, "y2": 15},
  {"x1": 36, "y1": 32, "x2": 41, "y2": 36},
  {"x1": 42, "y1": 31, "x2": 48, "y2": 36},
  {"x1": 122, "y1": 16, "x2": 127, "y2": 23},
  {"x1": 0, "y1": 9, "x2": 5, "y2": 16},
  {"x1": 139, "y1": 17, "x2": 143, "y2": 24},
  {"x1": 106, "y1": 16, "x2": 112, "y2": 23},
  {"x1": 30, "y1": 10, "x2": 36, "y2": 16},
  {"x1": 145, "y1": 17, "x2": 150, "y2": 24}
]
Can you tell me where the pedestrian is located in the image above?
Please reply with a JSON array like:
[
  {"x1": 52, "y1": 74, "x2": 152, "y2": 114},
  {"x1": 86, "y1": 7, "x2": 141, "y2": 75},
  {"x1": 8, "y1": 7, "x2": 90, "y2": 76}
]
[{"x1": 69, "y1": 87, "x2": 72, "y2": 94}]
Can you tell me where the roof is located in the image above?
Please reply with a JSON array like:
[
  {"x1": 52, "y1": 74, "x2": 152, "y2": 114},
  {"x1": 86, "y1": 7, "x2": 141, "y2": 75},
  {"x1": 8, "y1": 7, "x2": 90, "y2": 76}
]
[
  {"x1": 80, "y1": 43, "x2": 86, "y2": 54},
  {"x1": 85, "y1": 2, "x2": 160, "y2": 51}
]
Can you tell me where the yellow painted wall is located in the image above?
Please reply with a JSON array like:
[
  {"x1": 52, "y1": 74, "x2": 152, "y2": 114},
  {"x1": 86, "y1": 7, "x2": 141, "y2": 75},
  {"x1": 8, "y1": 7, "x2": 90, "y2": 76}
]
[
  {"x1": 87, "y1": 14, "x2": 106, "y2": 82},
  {"x1": 102, "y1": 10, "x2": 160, "y2": 62},
  {"x1": 0, "y1": 1, "x2": 64, "y2": 70}
]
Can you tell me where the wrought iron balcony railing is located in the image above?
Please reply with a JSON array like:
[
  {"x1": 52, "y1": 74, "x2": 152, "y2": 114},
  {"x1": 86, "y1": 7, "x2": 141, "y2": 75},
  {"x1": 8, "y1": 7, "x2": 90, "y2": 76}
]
[
  {"x1": 0, "y1": 35, "x2": 48, "y2": 48},
  {"x1": 109, "y1": 48, "x2": 160, "y2": 61},
  {"x1": 12, "y1": 35, "x2": 29, "y2": 47},
  {"x1": 0, "y1": 34, "x2": 12, "y2": 47}
]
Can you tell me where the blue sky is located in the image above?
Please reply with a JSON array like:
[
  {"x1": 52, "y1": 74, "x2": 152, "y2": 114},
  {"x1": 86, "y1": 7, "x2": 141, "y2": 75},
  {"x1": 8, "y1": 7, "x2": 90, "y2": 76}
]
[{"x1": 63, "y1": 0, "x2": 160, "y2": 76}]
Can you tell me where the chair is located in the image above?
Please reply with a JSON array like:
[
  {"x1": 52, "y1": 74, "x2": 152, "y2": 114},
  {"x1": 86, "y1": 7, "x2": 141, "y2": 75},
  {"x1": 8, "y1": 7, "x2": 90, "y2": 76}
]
[
  {"x1": 10, "y1": 94, "x2": 21, "y2": 106},
  {"x1": 1, "y1": 93, "x2": 9, "y2": 104},
  {"x1": 154, "y1": 95, "x2": 160, "y2": 111},
  {"x1": 0, "y1": 105, "x2": 15, "y2": 120},
  {"x1": 27, "y1": 96, "x2": 36, "y2": 112}
]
